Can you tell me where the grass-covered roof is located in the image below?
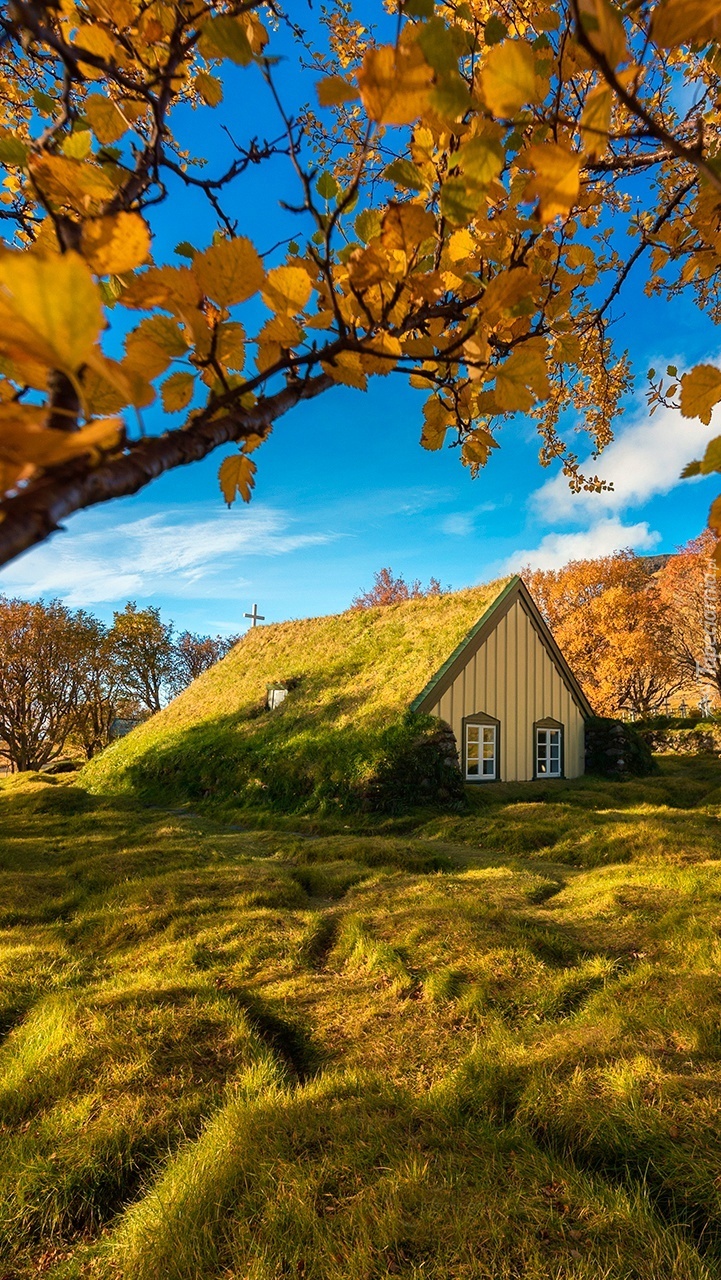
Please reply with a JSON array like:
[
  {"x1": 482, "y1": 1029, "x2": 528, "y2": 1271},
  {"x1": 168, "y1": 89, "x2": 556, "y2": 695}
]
[{"x1": 83, "y1": 577, "x2": 511, "y2": 810}]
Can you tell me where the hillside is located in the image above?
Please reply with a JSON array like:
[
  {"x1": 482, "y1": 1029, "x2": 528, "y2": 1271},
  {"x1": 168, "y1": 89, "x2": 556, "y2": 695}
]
[
  {"x1": 2, "y1": 757, "x2": 721, "y2": 1279},
  {"x1": 82, "y1": 579, "x2": 510, "y2": 810}
]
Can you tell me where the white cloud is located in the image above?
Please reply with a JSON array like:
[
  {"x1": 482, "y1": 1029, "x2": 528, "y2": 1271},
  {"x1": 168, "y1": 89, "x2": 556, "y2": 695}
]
[
  {"x1": 0, "y1": 505, "x2": 335, "y2": 607},
  {"x1": 441, "y1": 501, "x2": 498, "y2": 537},
  {"x1": 532, "y1": 400, "x2": 719, "y2": 522},
  {"x1": 500, "y1": 518, "x2": 661, "y2": 573},
  {"x1": 442, "y1": 513, "x2": 475, "y2": 537}
]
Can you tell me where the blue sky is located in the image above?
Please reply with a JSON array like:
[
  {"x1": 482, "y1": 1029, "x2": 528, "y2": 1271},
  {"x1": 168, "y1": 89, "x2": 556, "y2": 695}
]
[{"x1": 1, "y1": 12, "x2": 719, "y2": 634}]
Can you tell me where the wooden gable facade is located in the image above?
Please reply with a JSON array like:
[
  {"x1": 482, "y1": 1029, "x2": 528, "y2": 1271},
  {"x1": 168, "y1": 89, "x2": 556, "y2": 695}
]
[{"x1": 410, "y1": 576, "x2": 593, "y2": 783}]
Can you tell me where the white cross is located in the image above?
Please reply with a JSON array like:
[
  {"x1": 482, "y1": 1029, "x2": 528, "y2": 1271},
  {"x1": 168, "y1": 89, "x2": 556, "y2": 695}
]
[{"x1": 244, "y1": 603, "x2": 265, "y2": 627}]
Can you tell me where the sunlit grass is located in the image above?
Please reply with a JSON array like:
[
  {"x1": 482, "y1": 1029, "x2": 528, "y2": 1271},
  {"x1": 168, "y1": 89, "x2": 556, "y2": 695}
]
[{"x1": 0, "y1": 757, "x2": 720, "y2": 1277}]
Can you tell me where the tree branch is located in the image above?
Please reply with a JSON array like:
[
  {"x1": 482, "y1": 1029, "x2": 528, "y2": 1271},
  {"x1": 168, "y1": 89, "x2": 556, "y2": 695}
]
[
  {"x1": 570, "y1": 0, "x2": 721, "y2": 196},
  {"x1": 0, "y1": 374, "x2": 333, "y2": 567}
]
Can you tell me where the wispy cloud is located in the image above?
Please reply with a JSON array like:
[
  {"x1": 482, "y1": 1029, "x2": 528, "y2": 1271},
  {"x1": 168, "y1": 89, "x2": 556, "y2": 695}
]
[
  {"x1": 441, "y1": 501, "x2": 498, "y2": 537},
  {"x1": 500, "y1": 518, "x2": 661, "y2": 573},
  {"x1": 442, "y1": 513, "x2": 475, "y2": 537},
  {"x1": 0, "y1": 504, "x2": 336, "y2": 607}
]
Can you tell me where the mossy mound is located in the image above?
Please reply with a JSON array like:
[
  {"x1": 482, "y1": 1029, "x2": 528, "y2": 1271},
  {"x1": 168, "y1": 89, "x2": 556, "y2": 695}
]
[{"x1": 82, "y1": 582, "x2": 509, "y2": 812}]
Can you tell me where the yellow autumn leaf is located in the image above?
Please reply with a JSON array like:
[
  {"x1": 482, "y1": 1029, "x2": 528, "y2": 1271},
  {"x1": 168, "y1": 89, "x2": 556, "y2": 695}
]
[
  {"x1": 256, "y1": 338, "x2": 281, "y2": 374},
  {"x1": 0, "y1": 250, "x2": 103, "y2": 373},
  {"x1": 680, "y1": 364, "x2": 721, "y2": 425},
  {"x1": 119, "y1": 266, "x2": 201, "y2": 312},
  {"x1": 357, "y1": 42, "x2": 433, "y2": 126},
  {"x1": 202, "y1": 15, "x2": 253, "y2": 65},
  {"x1": 493, "y1": 346, "x2": 550, "y2": 412},
  {"x1": 262, "y1": 265, "x2": 312, "y2": 316},
  {"x1": 30, "y1": 154, "x2": 118, "y2": 211},
  {"x1": 63, "y1": 130, "x2": 93, "y2": 161},
  {"x1": 219, "y1": 452, "x2": 256, "y2": 505},
  {"x1": 124, "y1": 316, "x2": 186, "y2": 379},
  {"x1": 84, "y1": 93, "x2": 128, "y2": 144},
  {"x1": 86, "y1": 0, "x2": 136, "y2": 29},
  {"x1": 553, "y1": 331, "x2": 582, "y2": 365},
  {"x1": 195, "y1": 71, "x2": 223, "y2": 107},
  {"x1": 456, "y1": 134, "x2": 505, "y2": 185},
  {"x1": 0, "y1": 403, "x2": 49, "y2": 489},
  {"x1": 462, "y1": 426, "x2": 498, "y2": 467},
  {"x1": 0, "y1": 405, "x2": 122, "y2": 477},
  {"x1": 447, "y1": 229, "x2": 476, "y2": 264},
  {"x1": 72, "y1": 23, "x2": 117, "y2": 78},
  {"x1": 481, "y1": 268, "x2": 540, "y2": 321},
  {"x1": 194, "y1": 237, "x2": 264, "y2": 307},
  {"x1": 577, "y1": 0, "x2": 628, "y2": 70},
  {"x1": 60, "y1": 415, "x2": 124, "y2": 462},
  {"x1": 317, "y1": 75, "x2": 360, "y2": 107},
  {"x1": 650, "y1": 0, "x2": 721, "y2": 48},
  {"x1": 580, "y1": 83, "x2": 612, "y2": 159},
  {"x1": 420, "y1": 396, "x2": 453, "y2": 450},
  {"x1": 481, "y1": 41, "x2": 540, "y2": 119},
  {"x1": 216, "y1": 321, "x2": 245, "y2": 370},
  {"x1": 161, "y1": 371, "x2": 194, "y2": 412},
  {"x1": 709, "y1": 494, "x2": 721, "y2": 543},
  {"x1": 241, "y1": 432, "x2": 266, "y2": 454},
  {"x1": 381, "y1": 202, "x2": 435, "y2": 254},
  {"x1": 257, "y1": 314, "x2": 303, "y2": 346},
  {"x1": 121, "y1": 367, "x2": 155, "y2": 409},
  {"x1": 81, "y1": 212, "x2": 150, "y2": 275},
  {"x1": 321, "y1": 350, "x2": 368, "y2": 390},
  {"x1": 80, "y1": 354, "x2": 131, "y2": 416},
  {"x1": 524, "y1": 143, "x2": 581, "y2": 223},
  {"x1": 360, "y1": 333, "x2": 402, "y2": 375}
]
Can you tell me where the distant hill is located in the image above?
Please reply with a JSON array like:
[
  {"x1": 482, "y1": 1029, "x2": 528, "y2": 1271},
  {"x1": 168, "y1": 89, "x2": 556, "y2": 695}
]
[
  {"x1": 82, "y1": 579, "x2": 509, "y2": 812},
  {"x1": 640, "y1": 553, "x2": 673, "y2": 575}
]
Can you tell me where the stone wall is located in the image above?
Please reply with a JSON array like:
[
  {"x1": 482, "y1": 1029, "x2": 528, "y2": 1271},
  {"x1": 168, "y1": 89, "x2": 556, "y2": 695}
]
[
  {"x1": 637, "y1": 723, "x2": 721, "y2": 756},
  {"x1": 584, "y1": 717, "x2": 657, "y2": 777},
  {"x1": 364, "y1": 719, "x2": 465, "y2": 811}
]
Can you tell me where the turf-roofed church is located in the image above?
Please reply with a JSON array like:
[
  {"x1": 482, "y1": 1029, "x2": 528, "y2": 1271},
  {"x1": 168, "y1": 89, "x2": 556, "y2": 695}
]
[
  {"x1": 83, "y1": 574, "x2": 592, "y2": 809},
  {"x1": 410, "y1": 575, "x2": 592, "y2": 783}
]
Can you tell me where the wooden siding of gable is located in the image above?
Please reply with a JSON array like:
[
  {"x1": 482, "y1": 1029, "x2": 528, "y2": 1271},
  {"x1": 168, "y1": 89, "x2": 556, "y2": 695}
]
[{"x1": 421, "y1": 593, "x2": 586, "y2": 781}]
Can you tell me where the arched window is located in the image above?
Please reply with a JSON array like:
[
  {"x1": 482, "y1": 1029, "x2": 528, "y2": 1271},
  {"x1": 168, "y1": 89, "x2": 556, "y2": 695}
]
[
  {"x1": 534, "y1": 718, "x2": 564, "y2": 778},
  {"x1": 463, "y1": 712, "x2": 500, "y2": 782}
]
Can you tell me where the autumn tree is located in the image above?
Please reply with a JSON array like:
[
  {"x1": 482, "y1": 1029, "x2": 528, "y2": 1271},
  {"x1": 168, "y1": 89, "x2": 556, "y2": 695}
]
[
  {"x1": 0, "y1": 598, "x2": 94, "y2": 771},
  {"x1": 524, "y1": 552, "x2": 681, "y2": 715},
  {"x1": 170, "y1": 630, "x2": 238, "y2": 693},
  {"x1": 71, "y1": 615, "x2": 126, "y2": 759},
  {"x1": 657, "y1": 530, "x2": 721, "y2": 703},
  {"x1": 352, "y1": 566, "x2": 443, "y2": 608},
  {"x1": 111, "y1": 602, "x2": 175, "y2": 714},
  {"x1": 0, "y1": 1, "x2": 720, "y2": 565}
]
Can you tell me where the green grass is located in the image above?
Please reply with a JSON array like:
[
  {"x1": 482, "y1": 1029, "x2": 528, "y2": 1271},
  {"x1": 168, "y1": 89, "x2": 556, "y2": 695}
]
[
  {"x1": 80, "y1": 580, "x2": 508, "y2": 811},
  {"x1": 1, "y1": 757, "x2": 721, "y2": 1278}
]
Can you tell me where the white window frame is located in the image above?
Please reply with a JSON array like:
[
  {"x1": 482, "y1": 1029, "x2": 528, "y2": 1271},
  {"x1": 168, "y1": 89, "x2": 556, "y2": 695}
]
[
  {"x1": 535, "y1": 726, "x2": 562, "y2": 778},
  {"x1": 465, "y1": 721, "x2": 497, "y2": 782}
]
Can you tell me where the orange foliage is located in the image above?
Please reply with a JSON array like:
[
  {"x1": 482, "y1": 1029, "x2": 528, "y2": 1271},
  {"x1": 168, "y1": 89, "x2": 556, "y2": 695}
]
[
  {"x1": 524, "y1": 552, "x2": 682, "y2": 716},
  {"x1": 352, "y1": 567, "x2": 443, "y2": 609},
  {"x1": 657, "y1": 531, "x2": 721, "y2": 701}
]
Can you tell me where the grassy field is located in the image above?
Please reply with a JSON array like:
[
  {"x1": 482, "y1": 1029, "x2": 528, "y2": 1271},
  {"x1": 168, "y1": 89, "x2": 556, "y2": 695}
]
[{"x1": 1, "y1": 757, "x2": 721, "y2": 1279}]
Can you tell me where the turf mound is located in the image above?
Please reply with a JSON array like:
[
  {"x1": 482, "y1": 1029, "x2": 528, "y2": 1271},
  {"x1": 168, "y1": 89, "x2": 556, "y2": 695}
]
[{"x1": 82, "y1": 580, "x2": 509, "y2": 812}]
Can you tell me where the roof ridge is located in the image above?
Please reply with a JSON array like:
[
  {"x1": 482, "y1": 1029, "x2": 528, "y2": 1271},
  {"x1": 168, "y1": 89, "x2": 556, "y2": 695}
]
[{"x1": 409, "y1": 575, "x2": 519, "y2": 713}]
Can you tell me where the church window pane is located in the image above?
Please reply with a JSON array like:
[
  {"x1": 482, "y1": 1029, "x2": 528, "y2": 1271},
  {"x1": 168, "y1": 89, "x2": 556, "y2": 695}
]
[{"x1": 466, "y1": 723, "x2": 497, "y2": 780}]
